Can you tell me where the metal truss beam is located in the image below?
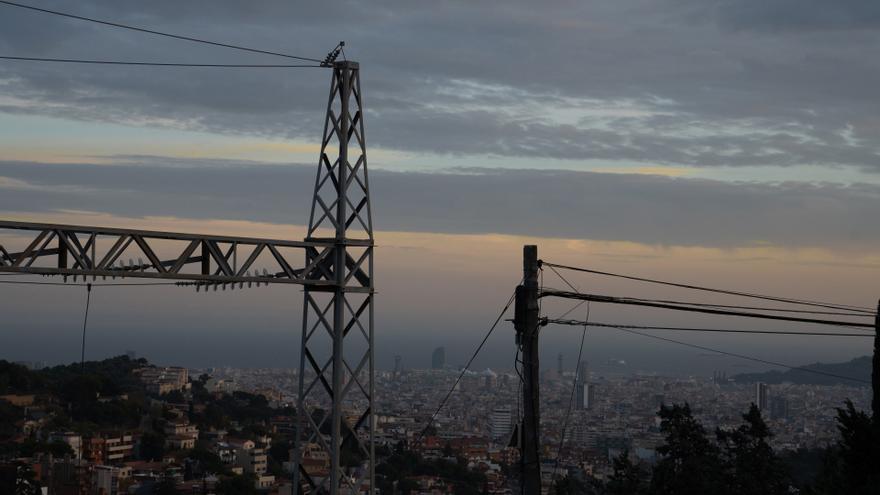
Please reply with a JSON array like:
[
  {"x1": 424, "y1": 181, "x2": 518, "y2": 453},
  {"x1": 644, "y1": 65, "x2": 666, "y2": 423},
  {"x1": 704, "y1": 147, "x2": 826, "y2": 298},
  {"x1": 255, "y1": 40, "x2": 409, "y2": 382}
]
[{"x1": 0, "y1": 220, "x2": 369, "y2": 290}]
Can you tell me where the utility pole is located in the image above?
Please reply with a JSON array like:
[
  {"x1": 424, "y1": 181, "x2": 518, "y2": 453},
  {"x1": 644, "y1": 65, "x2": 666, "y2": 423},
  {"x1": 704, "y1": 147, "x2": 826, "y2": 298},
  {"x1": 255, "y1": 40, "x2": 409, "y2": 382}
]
[{"x1": 515, "y1": 245, "x2": 542, "y2": 495}]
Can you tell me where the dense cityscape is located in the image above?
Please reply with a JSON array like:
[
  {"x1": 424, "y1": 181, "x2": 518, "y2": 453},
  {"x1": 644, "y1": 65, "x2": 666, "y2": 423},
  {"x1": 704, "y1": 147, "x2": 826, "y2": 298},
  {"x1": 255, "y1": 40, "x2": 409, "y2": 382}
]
[{"x1": 1, "y1": 347, "x2": 871, "y2": 494}]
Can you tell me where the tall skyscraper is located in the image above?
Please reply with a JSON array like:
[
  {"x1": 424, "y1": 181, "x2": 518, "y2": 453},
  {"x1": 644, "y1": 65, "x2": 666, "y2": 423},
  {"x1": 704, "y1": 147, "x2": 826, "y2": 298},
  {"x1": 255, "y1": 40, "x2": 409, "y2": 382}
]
[
  {"x1": 578, "y1": 360, "x2": 589, "y2": 382},
  {"x1": 557, "y1": 353, "x2": 564, "y2": 375},
  {"x1": 755, "y1": 382, "x2": 769, "y2": 411},
  {"x1": 489, "y1": 405, "x2": 513, "y2": 441},
  {"x1": 576, "y1": 383, "x2": 596, "y2": 410},
  {"x1": 431, "y1": 347, "x2": 446, "y2": 370},
  {"x1": 393, "y1": 355, "x2": 402, "y2": 375},
  {"x1": 575, "y1": 361, "x2": 593, "y2": 410}
]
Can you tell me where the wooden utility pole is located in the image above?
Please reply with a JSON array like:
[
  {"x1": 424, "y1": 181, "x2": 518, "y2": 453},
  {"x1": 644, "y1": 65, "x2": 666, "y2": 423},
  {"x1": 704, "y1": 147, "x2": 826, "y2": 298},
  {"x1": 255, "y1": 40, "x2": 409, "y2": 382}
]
[{"x1": 515, "y1": 245, "x2": 542, "y2": 495}]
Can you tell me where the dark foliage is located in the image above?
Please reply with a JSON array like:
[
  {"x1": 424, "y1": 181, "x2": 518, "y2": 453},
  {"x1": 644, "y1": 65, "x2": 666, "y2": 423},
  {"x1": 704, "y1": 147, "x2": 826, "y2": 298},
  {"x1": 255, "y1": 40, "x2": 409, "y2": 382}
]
[
  {"x1": 807, "y1": 400, "x2": 880, "y2": 495},
  {"x1": 139, "y1": 431, "x2": 166, "y2": 461},
  {"x1": 716, "y1": 404, "x2": 789, "y2": 495},
  {"x1": 649, "y1": 403, "x2": 726, "y2": 495},
  {"x1": 605, "y1": 451, "x2": 646, "y2": 495},
  {"x1": 639, "y1": 403, "x2": 790, "y2": 495},
  {"x1": 215, "y1": 473, "x2": 259, "y2": 495},
  {"x1": 376, "y1": 448, "x2": 486, "y2": 495}
]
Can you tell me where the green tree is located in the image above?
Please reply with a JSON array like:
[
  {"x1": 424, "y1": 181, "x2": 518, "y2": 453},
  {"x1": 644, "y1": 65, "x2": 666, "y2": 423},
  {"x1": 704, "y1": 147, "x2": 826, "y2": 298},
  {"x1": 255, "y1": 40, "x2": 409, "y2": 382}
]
[
  {"x1": 810, "y1": 400, "x2": 880, "y2": 495},
  {"x1": 649, "y1": 403, "x2": 726, "y2": 495},
  {"x1": 553, "y1": 475, "x2": 589, "y2": 495},
  {"x1": 216, "y1": 473, "x2": 259, "y2": 495},
  {"x1": 605, "y1": 451, "x2": 645, "y2": 495},
  {"x1": 716, "y1": 404, "x2": 788, "y2": 495},
  {"x1": 140, "y1": 431, "x2": 166, "y2": 460}
]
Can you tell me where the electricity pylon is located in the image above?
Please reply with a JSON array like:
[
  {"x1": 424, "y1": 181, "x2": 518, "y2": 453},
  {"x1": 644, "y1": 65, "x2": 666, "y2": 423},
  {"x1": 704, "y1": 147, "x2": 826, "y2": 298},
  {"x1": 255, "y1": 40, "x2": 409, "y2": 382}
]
[
  {"x1": 295, "y1": 60, "x2": 375, "y2": 494},
  {"x1": 0, "y1": 60, "x2": 374, "y2": 495}
]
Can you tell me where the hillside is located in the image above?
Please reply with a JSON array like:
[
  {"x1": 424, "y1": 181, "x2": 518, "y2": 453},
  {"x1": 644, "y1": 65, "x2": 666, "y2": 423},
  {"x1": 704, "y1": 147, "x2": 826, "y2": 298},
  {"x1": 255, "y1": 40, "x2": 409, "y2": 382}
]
[{"x1": 733, "y1": 356, "x2": 871, "y2": 386}]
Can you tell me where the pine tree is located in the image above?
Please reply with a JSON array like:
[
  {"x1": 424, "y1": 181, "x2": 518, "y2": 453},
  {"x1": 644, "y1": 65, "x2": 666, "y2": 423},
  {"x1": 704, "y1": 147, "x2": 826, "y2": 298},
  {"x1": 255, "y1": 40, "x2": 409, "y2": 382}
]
[
  {"x1": 605, "y1": 451, "x2": 645, "y2": 495},
  {"x1": 648, "y1": 403, "x2": 726, "y2": 495},
  {"x1": 716, "y1": 404, "x2": 788, "y2": 495}
]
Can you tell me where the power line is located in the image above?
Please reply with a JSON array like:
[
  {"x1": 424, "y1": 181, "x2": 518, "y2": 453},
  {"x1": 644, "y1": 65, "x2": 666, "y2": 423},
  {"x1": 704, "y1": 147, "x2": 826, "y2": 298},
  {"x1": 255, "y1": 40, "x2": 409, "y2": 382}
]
[
  {"x1": 0, "y1": 55, "x2": 321, "y2": 68},
  {"x1": 552, "y1": 302, "x2": 589, "y2": 488},
  {"x1": 542, "y1": 261, "x2": 876, "y2": 315},
  {"x1": 546, "y1": 263, "x2": 870, "y2": 319},
  {"x1": 541, "y1": 289, "x2": 876, "y2": 329},
  {"x1": 632, "y1": 299, "x2": 873, "y2": 318},
  {"x1": 0, "y1": 279, "x2": 184, "y2": 287},
  {"x1": 80, "y1": 283, "x2": 92, "y2": 374},
  {"x1": 595, "y1": 322, "x2": 871, "y2": 385},
  {"x1": 0, "y1": 0, "x2": 323, "y2": 63},
  {"x1": 416, "y1": 289, "x2": 518, "y2": 444},
  {"x1": 546, "y1": 319, "x2": 873, "y2": 338}
]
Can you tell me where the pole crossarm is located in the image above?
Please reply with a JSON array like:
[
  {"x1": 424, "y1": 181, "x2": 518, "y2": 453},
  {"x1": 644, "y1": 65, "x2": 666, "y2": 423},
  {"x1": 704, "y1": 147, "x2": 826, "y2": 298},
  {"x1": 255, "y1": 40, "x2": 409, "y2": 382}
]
[
  {"x1": 540, "y1": 289, "x2": 875, "y2": 328},
  {"x1": 0, "y1": 220, "x2": 369, "y2": 289}
]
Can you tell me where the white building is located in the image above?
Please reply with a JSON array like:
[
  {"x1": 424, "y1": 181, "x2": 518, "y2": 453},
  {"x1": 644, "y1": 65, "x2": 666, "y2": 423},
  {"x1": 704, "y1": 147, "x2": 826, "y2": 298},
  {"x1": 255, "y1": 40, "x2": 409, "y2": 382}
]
[{"x1": 489, "y1": 405, "x2": 513, "y2": 442}]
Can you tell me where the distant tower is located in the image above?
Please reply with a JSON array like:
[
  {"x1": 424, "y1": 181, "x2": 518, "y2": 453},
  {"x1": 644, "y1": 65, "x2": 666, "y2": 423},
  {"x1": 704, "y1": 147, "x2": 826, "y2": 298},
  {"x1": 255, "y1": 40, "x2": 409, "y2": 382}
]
[
  {"x1": 578, "y1": 360, "x2": 589, "y2": 382},
  {"x1": 557, "y1": 353, "x2": 564, "y2": 375},
  {"x1": 575, "y1": 361, "x2": 593, "y2": 410},
  {"x1": 755, "y1": 382, "x2": 769, "y2": 411},
  {"x1": 393, "y1": 355, "x2": 402, "y2": 374},
  {"x1": 432, "y1": 347, "x2": 446, "y2": 370}
]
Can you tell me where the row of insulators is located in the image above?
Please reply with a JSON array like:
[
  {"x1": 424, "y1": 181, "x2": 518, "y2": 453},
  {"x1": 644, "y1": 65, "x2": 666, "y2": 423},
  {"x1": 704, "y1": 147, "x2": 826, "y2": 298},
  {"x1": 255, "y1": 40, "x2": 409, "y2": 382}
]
[
  {"x1": 321, "y1": 41, "x2": 344, "y2": 66},
  {"x1": 182, "y1": 269, "x2": 275, "y2": 291}
]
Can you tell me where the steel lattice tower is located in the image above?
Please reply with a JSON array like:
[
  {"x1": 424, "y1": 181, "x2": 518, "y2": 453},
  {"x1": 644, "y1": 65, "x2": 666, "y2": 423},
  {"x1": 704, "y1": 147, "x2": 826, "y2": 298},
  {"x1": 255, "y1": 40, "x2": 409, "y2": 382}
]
[
  {"x1": 0, "y1": 58, "x2": 374, "y2": 495},
  {"x1": 294, "y1": 60, "x2": 375, "y2": 495}
]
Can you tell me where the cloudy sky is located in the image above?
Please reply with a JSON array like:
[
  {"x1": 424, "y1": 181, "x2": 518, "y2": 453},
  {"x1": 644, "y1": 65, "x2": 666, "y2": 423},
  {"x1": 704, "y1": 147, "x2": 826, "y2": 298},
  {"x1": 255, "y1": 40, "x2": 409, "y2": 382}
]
[{"x1": 0, "y1": 0, "x2": 878, "y2": 374}]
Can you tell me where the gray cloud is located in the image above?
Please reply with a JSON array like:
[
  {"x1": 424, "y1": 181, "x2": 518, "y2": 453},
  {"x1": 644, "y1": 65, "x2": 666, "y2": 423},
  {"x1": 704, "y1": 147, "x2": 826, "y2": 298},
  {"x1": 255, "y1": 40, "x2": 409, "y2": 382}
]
[
  {"x1": 1, "y1": 158, "x2": 878, "y2": 248},
  {"x1": 709, "y1": 0, "x2": 880, "y2": 31},
  {"x1": 1, "y1": 1, "x2": 880, "y2": 170}
]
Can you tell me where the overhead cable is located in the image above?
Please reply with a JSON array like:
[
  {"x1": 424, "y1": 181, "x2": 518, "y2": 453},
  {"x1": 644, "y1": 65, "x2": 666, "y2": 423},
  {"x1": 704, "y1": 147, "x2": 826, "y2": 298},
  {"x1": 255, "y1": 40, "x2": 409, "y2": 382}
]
[
  {"x1": 0, "y1": 55, "x2": 321, "y2": 67},
  {"x1": 416, "y1": 288, "x2": 518, "y2": 444},
  {"x1": 552, "y1": 302, "x2": 590, "y2": 486},
  {"x1": 541, "y1": 289, "x2": 876, "y2": 329},
  {"x1": 542, "y1": 261, "x2": 876, "y2": 315},
  {"x1": 0, "y1": 0, "x2": 323, "y2": 63},
  {"x1": 547, "y1": 319, "x2": 874, "y2": 338},
  {"x1": 589, "y1": 323, "x2": 871, "y2": 385},
  {"x1": 80, "y1": 283, "x2": 92, "y2": 373}
]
